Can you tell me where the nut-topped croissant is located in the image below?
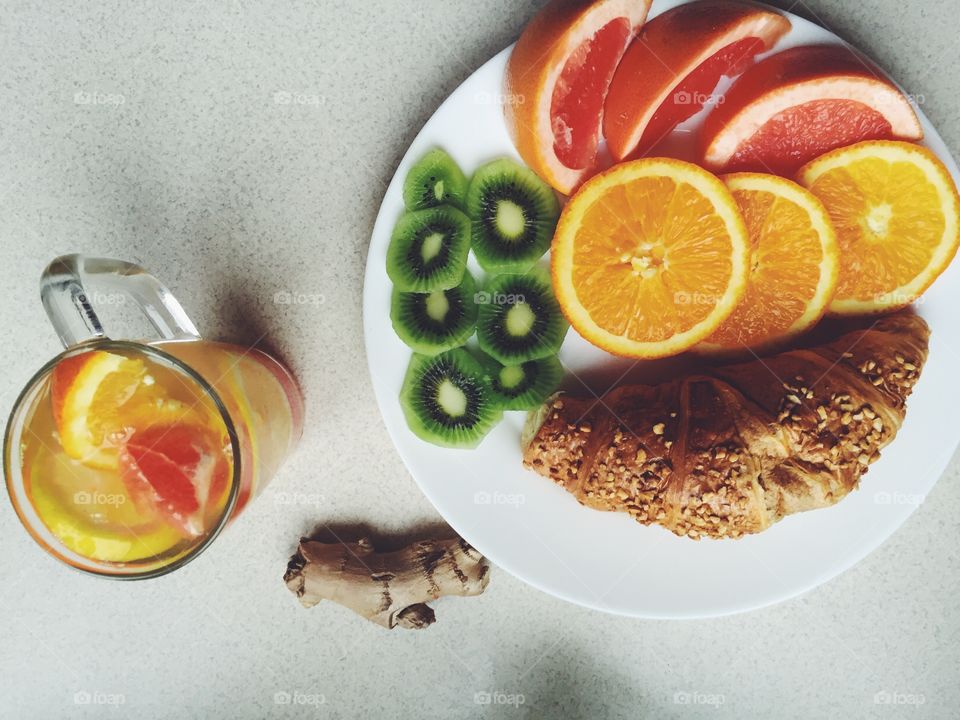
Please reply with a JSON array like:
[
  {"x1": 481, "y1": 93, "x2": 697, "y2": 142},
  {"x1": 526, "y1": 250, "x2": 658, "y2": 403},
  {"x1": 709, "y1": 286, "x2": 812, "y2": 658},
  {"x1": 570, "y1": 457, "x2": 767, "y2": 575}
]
[{"x1": 522, "y1": 313, "x2": 930, "y2": 540}]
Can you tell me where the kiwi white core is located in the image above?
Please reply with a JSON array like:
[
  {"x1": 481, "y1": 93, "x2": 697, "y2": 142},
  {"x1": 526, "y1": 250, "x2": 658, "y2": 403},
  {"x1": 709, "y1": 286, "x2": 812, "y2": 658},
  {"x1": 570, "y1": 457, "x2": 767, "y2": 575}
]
[
  {"x1": 436, "y1": 379, "x2": 467, "y2": 417},
  {"x1": 505, "y1": 302, "x2": 536, "y2": 337},
  {"x1": 425, "y1": 291, "x2": 450, "y2": 322},
  {"x1": 421, "y1": 232, "x2": 445, "y2": 263},
  {"x1": 433, "y1": 180, "x2": 445, "y2": 202},
  {"x1": 495, "y1": 200, "x2": 526, "y2": 240},
  {"x1": 499, "y1": 365, "x2": 526, "y2": 390}
]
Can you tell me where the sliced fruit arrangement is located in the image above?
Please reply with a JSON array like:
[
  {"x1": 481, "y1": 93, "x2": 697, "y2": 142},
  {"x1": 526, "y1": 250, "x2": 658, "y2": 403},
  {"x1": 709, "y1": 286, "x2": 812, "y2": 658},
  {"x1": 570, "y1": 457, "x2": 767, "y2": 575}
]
[
  {"x1": 480, "y1": 353, "x2": 564, "y2": 411},
  {"x1": 467, "y1": 158, "x2": 561, "y2": 273},
  {"x1": 52, "y1": 351, "x2": 199, "y2": 470},
  {"x1": 798, "y1": 141, "x2": 960, "y2": 314},
  {"x1": 605, "y1": 1, "x2": 791, "y2": 160},
  {"x1": 477, "y1": 267, "x2": 569, "y2": 364},
  {"x1": 399, "y1": 349, "x2": 503, "y2": 449},
  {"x1": 698, "y1": 173, "x2": 839, "y2": 353},
  {"x1": 403, "y1": 148, "x2": 468, "y2": 211},
  {"x1": 388, "y1": 151, "x2": 567, "y2": 447},
  {"x1": 552, "y1": 158, "x2": 750, "y2": 359},
  {"x1": 391, "y1": 271, "x2": 478, "y2": 355},
  {"x1": 386, "y1": 205, "x2": 471, "y2": 292},
  {"x1": 701, "y1": 44, "x2": 923, "y2": 175},
  {"x1": 504, "y1": 0, "x2": 652, "y2": 194}
]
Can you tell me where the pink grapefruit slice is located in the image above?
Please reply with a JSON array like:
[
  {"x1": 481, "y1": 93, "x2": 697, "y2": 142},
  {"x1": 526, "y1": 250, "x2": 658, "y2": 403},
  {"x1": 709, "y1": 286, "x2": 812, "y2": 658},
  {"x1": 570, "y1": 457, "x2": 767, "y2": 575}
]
[
  {"x1": 604, "y1": 1, "x2": 791, "y2": 161},
  {"x1": 701, "y1": 44, "x2": 923, "y2": 175},
  {"x1": 504, "y1": 0, "x2": 652, "y2": 194}
]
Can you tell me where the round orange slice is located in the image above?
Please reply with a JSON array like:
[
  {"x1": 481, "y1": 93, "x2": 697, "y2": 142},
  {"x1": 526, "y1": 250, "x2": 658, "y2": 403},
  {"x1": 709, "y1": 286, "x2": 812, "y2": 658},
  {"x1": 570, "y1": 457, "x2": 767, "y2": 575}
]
[
  {"x1": 604, "y1": 1, "x2": 791, "y2": 161},
  {"x1": 701, "y1": 44, "x2": 923, "y2": 176},
  {"x1": 52, "y1": 350, "x2": 198, "y2": 469},
  {"x1": 798, "y1": 141, "x2": 960, "y2": 314},
  {"x1": 552, "y1": 158, "x2": 750, "y2": 358},
  {"x1": 504, "y1": 0, "x2": 652, "y2": 194},
  {"x1": 698, "y1": 173, "x2": 839, "y2": 353}
]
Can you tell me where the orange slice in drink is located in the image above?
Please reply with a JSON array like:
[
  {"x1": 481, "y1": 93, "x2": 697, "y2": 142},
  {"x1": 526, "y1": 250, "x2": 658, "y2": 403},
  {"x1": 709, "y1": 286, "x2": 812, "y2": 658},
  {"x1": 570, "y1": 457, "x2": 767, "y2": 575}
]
[
  {"x1": 51, "y1": 350, "x2": 199, "y2": 469},
  {"x1": 798, "y1": 141, "x2": 960, "y2": 314},
  {"x1": 698, "y1": 173, "x2": 839, "y2": 353},
  {"x1": 552, "y1": 158, "x2": 750, "y2": 358},
  {"x1": 604, "y1": 1, "x2": 791, "y2": 160},
  {"x1": 701, "y1": 45, "x2": 923, "y2": 176},
  {"x1": 504, "y1": 0, "x2": 652, "y2": 194}
]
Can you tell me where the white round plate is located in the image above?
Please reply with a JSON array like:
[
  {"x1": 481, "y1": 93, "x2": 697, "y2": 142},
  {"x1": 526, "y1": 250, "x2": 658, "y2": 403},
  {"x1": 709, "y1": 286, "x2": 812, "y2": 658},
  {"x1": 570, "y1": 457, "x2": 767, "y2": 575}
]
[{"x1": 362, "y1": 0, "x2": 960, "y2": 618}]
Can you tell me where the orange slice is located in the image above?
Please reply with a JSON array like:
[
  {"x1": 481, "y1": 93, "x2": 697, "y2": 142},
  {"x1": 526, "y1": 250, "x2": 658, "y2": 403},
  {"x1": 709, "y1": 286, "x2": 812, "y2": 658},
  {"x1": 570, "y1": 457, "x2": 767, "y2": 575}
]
[
  {"x1": 552, "y1": 158, "x2": 750, "y2": 358},
  {"x1": 798, "y1": 141, "x2": 960, "y2": 314},
  {"x1": 51, "y1": 350, "x2": 198, "y2": 469},
  {"x1": 701, "y1": 45, "x2": 923, "y2": 176},
  {"x1": 604, "y1": 1, "x2": 791, "y2": 160},
  {"x1": 698, "y1": 173, "x2": 839, "y2": 353},
  {"x1": 504, "y1": 0, "x2": 652, "y2": 194}
]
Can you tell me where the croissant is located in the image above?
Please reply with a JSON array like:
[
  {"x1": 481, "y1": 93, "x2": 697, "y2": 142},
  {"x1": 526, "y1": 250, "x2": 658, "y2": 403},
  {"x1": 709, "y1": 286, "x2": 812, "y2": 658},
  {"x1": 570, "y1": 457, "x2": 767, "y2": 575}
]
[{"x1": 522, "y1": 313, "x2": 930, "y2": 540}]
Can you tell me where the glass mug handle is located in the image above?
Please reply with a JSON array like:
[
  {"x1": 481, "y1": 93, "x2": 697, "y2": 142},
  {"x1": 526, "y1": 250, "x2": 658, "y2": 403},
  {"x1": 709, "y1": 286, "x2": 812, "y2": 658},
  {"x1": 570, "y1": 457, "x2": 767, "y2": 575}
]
[{"x1": 40, "y1": 254, "x2": 200, "y2": 348}]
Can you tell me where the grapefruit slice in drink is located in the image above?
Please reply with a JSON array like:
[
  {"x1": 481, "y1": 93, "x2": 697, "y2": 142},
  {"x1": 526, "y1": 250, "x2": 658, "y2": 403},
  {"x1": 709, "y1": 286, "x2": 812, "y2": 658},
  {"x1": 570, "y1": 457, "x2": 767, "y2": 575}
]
[
  {"x1": 604, "y1": 1, "x2": 791, "y2": 161},
  {"x1": 120, "y1": 424, "x2": 232, "y2": 539},
  {"x1": 701, "y1": 44, "x2": 923, "y2": 176},
  {"x1": 504, "y1": 0, "x2": 652, "y2": 195}
]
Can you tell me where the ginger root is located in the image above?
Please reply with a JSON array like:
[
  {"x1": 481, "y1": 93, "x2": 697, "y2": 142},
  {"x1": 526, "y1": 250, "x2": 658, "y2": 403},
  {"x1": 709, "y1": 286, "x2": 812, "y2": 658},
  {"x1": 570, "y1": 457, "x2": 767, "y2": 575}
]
[{"x1": 284, "y1": 536, "x2": 490, "y2": 629}]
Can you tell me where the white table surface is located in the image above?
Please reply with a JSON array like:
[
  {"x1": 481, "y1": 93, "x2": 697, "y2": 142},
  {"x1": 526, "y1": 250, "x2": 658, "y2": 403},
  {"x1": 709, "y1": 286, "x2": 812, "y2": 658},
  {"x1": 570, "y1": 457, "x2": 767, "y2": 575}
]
[{"x1": 0, "y1": 1, "x2": 958, "y2": 718}]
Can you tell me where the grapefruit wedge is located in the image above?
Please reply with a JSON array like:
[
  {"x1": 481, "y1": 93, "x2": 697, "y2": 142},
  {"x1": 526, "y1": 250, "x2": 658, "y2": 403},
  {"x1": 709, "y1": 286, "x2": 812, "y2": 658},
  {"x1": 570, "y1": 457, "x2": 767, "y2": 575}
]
[
  {"x1": 505, "y1": 0, "x2": 652, "y2": 194},
  {"x1": 701, "y1": 44, "x2": 923, "y2": 175},
  {"x1": 604, "y1": 1, "x2": 791, "y2": 161}
]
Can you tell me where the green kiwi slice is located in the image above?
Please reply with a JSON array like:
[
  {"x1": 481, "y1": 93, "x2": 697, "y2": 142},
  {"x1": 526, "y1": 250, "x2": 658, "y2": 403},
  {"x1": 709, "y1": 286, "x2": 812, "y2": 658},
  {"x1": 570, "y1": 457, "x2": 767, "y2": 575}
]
[
  {"x1": 391, "y1": 271, "x2": 478, "y2": 355},
  {"x1": 466, "y1": 158, "x2": 561, "y2": 273},
  {"x1": 480, "y1": 353, "x2": 564, "y2": 411},
  {"x1": 386, "y1": 205, "x2": 470, "y2": 292},
  {"x1": 403, "y1": 149, "x2": 469, "y2": 211},
  {"x1": 476, "y1": 267, "x2": 569, "y2": 364},
  {"x1": 399, "y1": 349, "x2": 503, "y2": 448}
]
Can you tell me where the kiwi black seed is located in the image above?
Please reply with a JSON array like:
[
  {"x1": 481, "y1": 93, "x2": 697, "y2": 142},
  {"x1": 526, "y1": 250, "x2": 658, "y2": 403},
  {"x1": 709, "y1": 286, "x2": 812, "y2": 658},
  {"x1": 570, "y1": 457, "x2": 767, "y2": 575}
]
[
  {"x1": 480, "y1": 353, "x2": 564, "y2": 411},
  {"x1": 399, "y1": 348, "x2": 503, "y2": 448},
  {"x1": 476, "y1": 266, "x2": 569, "y2": 364},
  {"x1": 386, "y1": 205, "x2": 471, "y2": 292},
  {"x1": 466, "y1": 158, "x2": 561, "y2": 273},
  {"x1": 391, "y1": 271, "x2": 478, "y2": 355},
  {"x1": 403, "y1": 148, "x2": 469, "y2": 211}
]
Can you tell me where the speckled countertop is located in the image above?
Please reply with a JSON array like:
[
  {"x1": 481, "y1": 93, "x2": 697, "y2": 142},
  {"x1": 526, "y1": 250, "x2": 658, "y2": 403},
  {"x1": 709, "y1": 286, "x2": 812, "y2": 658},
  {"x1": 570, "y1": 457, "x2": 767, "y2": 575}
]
[{"x1": 1, "y1": 1, "x2": 958, "y2": 718}]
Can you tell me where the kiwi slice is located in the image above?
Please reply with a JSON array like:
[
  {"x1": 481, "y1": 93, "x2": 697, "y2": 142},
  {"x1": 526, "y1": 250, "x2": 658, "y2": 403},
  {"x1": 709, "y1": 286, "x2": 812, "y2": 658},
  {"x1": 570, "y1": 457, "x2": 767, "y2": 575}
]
[
  {"x1": 391, "y1": 271, "x2": 478, "y2": 355},
  {"x1": 399, "y1": 349, "x2": 503, "y2": 448},
  {"x1": 386, "y1": 205, "x2": 471, "y2": 292},
  {"x1": 477, "y1": 267, "x2": 569, "y2": 364},
  {"x1": 481, "y1": 353, "x2": 564, "y2": 411},
  {"x1": 403, "y1": 149, "x2": 469, "y2": 211},
  {"x1": 466, "y1": 158, "x2": 561, "y2": 273}
]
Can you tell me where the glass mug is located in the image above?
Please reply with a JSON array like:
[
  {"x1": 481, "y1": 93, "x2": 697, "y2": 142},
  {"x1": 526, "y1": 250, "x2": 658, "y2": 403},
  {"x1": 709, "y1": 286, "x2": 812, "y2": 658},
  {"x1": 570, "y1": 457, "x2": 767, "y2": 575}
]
[{"x1": 3, "y1": 255, "x2": 304, "y2": 578}]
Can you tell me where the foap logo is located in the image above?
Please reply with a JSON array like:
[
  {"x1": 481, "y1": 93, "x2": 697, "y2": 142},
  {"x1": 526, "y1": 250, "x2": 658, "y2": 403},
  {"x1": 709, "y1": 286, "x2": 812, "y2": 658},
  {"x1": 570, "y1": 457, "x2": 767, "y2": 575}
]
[
  {"x1": 271, "y1": 490, "x2": 325, "y2": 509},
  {"x1": 473, "y1": 91, "x2": 526, "y2": 106},
  {"x1": 73, "y1": 491, "x2": 126, "y2": 507},
  {"x1": 874, "y1": 690, "x2": 926, "y2": 706},
  {"x1": 673, "y1": 691, "x2": 725, "y2": 708},
  {"x1": 673, "y1": 90, "x2": 725, "y2": 107},
  {"x1": 874, "y1": 290, "x2": 925, "y2": 306},
  {"x1": 474, "y1": 291, "x2": 525, "y2": 306},
  {"x1": 273, "y1": 91, "x2": 325, "y2": 107},
  {"x1": 473, "y1": 691, "x2": 525, "y2": 708},
  {"x1": 74, "y1": 91, "x2": 125, "y2": 106},
  {"x1": 274, "y1": 691, "x2": 326, "y2": 707},
  {"x1": 74, "y1": 691, "x2": 125, "y2": 706},
  {"x1": 473, "y1": 491, "x2": 525, "y2": 508},
  {"x1": 874, "y1": 491, "x2": 925, "y2": 506},
  {"x1": 674, "y1": 291, "x2": 723, "y2": 306},
  {"x1": 77, "y1": 291, "x2": 126, "y2": 306},
  {"x1": 274, "y1": 290, "x2": 325, "y2": 307}
]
